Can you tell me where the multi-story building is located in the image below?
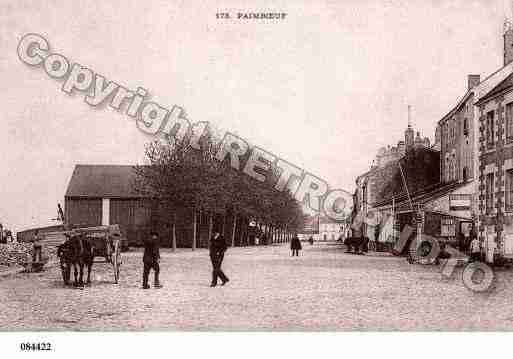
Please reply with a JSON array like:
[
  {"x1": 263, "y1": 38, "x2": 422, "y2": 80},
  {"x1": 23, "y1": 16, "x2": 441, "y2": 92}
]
[
  {"x1": 438, "y1": 75, "x2": 480, "y2": 184},
  {"x1": 476, "y1": 71, "x2": 513, "y2": 262},
  {"x1": 473, "y1": 24, "x2": 513, "y2": 263}
]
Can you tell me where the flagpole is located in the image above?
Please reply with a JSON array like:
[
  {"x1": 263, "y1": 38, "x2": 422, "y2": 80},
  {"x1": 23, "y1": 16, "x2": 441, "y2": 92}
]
[{"x1": 398, "y1": 161, "x2": 413, "y2": 210}]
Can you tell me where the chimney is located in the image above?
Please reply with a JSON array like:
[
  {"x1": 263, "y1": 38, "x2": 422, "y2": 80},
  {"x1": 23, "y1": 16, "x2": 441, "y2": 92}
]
[
  {"x1": 505, "y1": 23, "x2": 513, "y2": 66},
  {"x1": 467, "y1": 74, "x2": 480, "y2": 90}
]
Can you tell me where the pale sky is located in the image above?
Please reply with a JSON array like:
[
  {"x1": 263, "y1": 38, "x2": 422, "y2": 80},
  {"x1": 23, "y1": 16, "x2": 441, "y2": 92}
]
[{"x1": 1, "y1": 0, "x2": 512, "y2": 231}]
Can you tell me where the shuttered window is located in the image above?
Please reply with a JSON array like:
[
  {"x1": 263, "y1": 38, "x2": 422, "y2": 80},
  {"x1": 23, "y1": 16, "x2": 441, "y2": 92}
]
[
  {"x1": 507, "y1": 103, "x2": 513, "y2": 141},
  {"x1": 486, "y1": 173, "x2": 494, "y2": 214},
  {"x1": 486, "y1": 111, "x2": 495, "y2": 147}
]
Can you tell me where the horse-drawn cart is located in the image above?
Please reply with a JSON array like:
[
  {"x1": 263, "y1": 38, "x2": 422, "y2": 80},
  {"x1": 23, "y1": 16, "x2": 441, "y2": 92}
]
[{"x1": 58, "y1": 224, "x2": 124, "y2": 286}]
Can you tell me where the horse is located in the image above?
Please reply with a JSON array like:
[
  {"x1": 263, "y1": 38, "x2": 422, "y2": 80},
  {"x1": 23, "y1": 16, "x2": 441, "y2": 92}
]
[
  {"x1": 344, "y1": 236, "x2": 369, "y2": 254},
  {"x1": 57, "y1": 233, "x2": 94, "y2": 287}
]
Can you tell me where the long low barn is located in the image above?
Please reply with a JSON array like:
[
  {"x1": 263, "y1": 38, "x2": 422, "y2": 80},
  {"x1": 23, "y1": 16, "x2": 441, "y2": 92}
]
[{"x1": 64, "y1": 164, "x2": 273, "y2": 248}]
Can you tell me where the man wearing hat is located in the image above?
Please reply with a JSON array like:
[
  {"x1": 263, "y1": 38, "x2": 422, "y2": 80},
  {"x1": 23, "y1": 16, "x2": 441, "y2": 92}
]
[
  {"x1": 142, "y1": 231, "x2": 162, "y2": 289},
  {"x1": 209, "y1": 231, "x2": 229, "y2": 287}
]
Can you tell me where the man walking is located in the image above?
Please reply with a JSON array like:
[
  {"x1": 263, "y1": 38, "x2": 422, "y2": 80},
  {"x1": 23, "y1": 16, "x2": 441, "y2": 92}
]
[
  {"x1": 209, "y1": 231, "x2": 229, "y2": 287},
  {"x1": 142, "y1": 231, "x2": 162, "y2": 289}
]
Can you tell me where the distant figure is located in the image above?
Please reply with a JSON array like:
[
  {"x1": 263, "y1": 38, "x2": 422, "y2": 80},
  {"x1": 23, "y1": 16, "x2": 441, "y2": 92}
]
[
  {"x1": 308, "y1": 236, "x2": 314, "y2": 245},
  {"x1": 210, "y1": 231, "x2": 229, "y2": 287},
  {"x1": 291, "y1": 234, "x2": 302, "y2": 256},
  {"x1": 142, "y1": 231, "x2": 162, "y2": 289},
  {"x1": 57, "y1": 203, "x2": 65, "y2": 222},
  {"x1": 32, "y1": 230, "x2": 43, "y2": 263},
  {"x1": 470, "y1": 236, "x2": 481, "y2": 262}
]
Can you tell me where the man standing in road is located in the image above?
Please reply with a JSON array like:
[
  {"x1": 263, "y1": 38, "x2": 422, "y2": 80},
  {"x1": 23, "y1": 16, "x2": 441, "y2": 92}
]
[
  {"x1": 142, "y1": 231, "x2": 162, "y2": 289},
  {"x1": 291, "y1": 234, "x2": 302, "y2": 256},
  {"x1": 209, "y1": 231, "x2": 229, "y2": 287}
]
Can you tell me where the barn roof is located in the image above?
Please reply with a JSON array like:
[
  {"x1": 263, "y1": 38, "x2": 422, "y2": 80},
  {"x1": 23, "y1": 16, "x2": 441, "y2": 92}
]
[{"x1": 65, "y1": 165, "x2": 147, "y2": 198}]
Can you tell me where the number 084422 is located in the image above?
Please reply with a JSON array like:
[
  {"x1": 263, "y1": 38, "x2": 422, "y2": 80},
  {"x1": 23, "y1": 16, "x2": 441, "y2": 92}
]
[{"x1": 20, "y1": 342, "x2": 52, "y2": 351}]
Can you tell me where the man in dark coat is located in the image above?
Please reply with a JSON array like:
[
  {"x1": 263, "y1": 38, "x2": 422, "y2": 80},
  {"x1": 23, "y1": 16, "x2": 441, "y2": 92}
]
[
  {"x1": 291, "y1": 234, "x2": 302, "y2": 256},
  {"x1": 209, "y1": 231, "x2": 229, "y2": 287},
  {"x1": 142, "y1": 231, "x2": 162, "y2": 289}
]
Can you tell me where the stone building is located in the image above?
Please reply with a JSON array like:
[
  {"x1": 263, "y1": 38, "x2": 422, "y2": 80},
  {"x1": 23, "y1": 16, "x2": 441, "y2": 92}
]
[
  {"x1": 372, "y1": 112, "x2": 430, "y2": 170},
  {"x1": 437, "y1": 75, "x2": 480, "y2": 184}
]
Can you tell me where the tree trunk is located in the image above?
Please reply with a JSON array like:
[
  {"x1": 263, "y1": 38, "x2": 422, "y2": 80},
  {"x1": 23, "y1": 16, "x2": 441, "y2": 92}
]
[
  {"x1": 208, "y1": 212, "x2": 213, "y2": 243},
  {"x1": 172, "y1": 212, "x2": 177, "y2": 252},
  {"x1": 243, "y1": 217, "x2": 248, "y2": 246},
  {"x1": 231, "y1": 213, "x2": 237, "y2": 247},
  {"x1": 192, "y1": 209, "x2": 197, "y2": 251}
]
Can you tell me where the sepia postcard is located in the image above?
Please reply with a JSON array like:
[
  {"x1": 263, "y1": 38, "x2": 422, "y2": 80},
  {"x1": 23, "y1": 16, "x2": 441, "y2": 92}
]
[{"x1": 2, "y1": 0, "x2": 513, "y2": 357}]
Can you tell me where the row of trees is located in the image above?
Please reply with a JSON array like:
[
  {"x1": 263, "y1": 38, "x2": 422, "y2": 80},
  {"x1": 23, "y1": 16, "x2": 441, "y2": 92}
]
[{"x1": 134, "y1": 130, "x2": 306, "y2": 250}]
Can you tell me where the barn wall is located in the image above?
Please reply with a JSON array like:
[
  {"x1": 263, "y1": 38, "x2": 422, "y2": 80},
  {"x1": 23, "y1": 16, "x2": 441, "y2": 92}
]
[
  {"x1": 110, "y1": 198, "x2": 152, "y2": 246},
  {"x1": 65, "y1": 198, "x2": 102, "y2": 228}
]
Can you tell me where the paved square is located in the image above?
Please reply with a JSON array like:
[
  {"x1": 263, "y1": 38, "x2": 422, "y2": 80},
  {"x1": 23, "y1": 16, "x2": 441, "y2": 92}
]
[{"x1": 1, "y1": 242, "x2": 513, "y2": 330}]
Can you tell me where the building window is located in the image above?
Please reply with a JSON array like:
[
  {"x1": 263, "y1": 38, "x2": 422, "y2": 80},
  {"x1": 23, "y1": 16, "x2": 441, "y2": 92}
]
[
  {"x1": 507, "y1": 103, "x2": 513, "y2": 140},
  {"x1": 445, "y1": 122, "x2": 449, "y2": 147},
  {"x1": 445, "y1": 157, "x2": 450, "y2": 182},
  {"x1": 486, "y1": 173, "x2": 494, "y2": 214},
  {"x1": 441, "y1": 218, "x2": 455, "y2": 237},
  {"x1": 362, "y1": 184, "x2": 367, "y2": 211},
  {"x1": 486, "y1": 111, "x2": 495, "y2": 147},
  {"x1": 507, "y1": 169, "x2": 513, "y2": 212},
  {"x1": 450, "y1": 154, "x2": 456, "y2": 181},
  {"x1": 463, "y1": 167, "x2": 468, "y2": 181},
  {"x1": 463, "y1": 118, "x2": 469, "y2": 136}
]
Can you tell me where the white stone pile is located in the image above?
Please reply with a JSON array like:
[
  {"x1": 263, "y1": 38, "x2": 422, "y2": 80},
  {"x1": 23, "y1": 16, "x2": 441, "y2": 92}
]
[{"x1": 0, "y1": 242, "x2": 33, "y2": 266}]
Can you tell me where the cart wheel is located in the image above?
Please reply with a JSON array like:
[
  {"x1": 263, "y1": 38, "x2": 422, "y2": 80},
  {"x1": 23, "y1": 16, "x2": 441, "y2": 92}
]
[{"x1": 113, "y1": 240, "x2": 121, "y2": 284}]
